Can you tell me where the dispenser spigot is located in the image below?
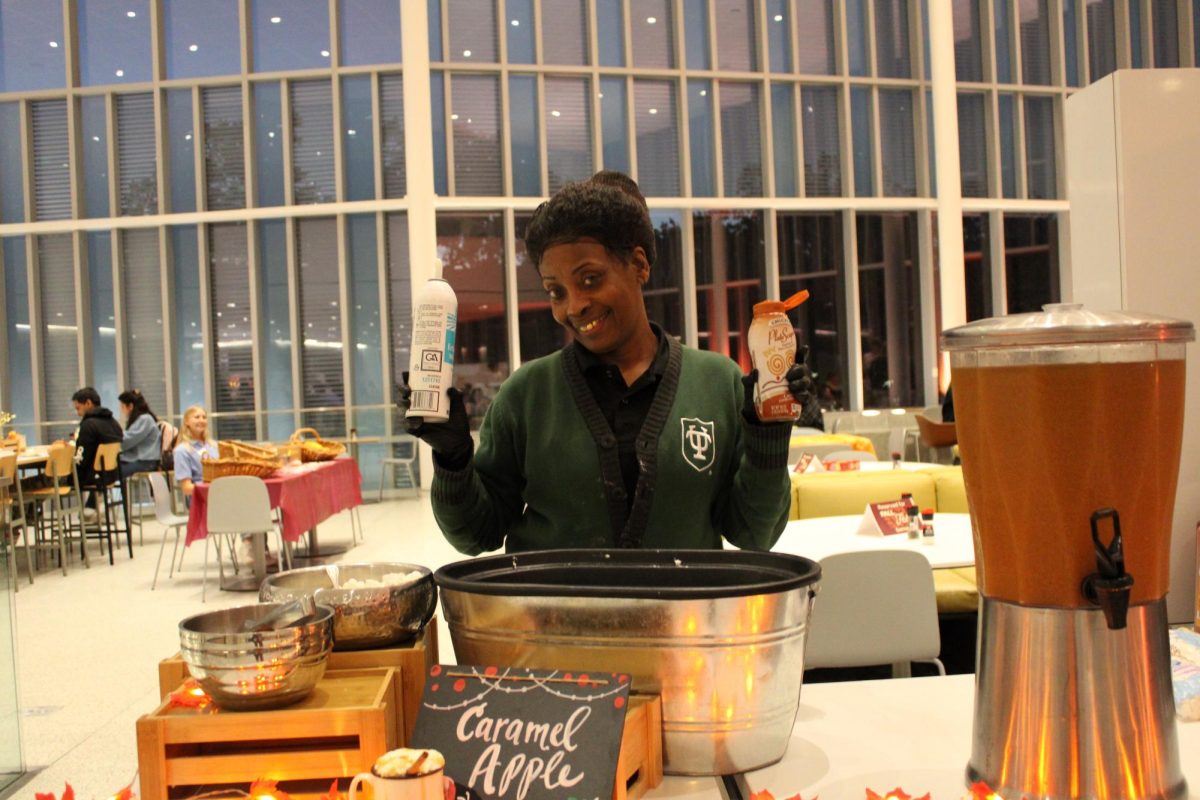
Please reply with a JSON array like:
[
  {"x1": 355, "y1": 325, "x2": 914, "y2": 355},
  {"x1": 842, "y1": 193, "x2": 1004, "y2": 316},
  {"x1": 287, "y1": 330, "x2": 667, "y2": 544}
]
[{"x1": 1081, "y1": 508, "x2": 1134, "y2": 630}]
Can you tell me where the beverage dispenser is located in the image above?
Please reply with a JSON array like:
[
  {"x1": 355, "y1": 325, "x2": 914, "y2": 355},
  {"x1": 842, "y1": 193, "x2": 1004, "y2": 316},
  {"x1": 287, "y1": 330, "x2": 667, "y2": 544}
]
[{"x1": 941, "y1": 304, "x2": 1193, "y2": 800}]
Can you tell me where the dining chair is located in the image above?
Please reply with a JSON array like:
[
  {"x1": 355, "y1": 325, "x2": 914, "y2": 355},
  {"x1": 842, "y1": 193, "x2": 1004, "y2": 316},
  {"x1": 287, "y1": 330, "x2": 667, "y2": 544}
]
[
  {"x1": 804, "y1": 549, "x2": 946, "y2": 678},
  {"x1": 147, "y1": 472, "x2": 191, "y2": 590},
  {"x1": 0, "y1": 452, "x2": 35, "y2": 588},
  {"x1": 378, "y1": 434, "x2": 420, "y2": 503},
  {"x1": 203, "y1": 476, "x2": 280, "y2": 602},
  {"x1": 23, "y1": 442, "x2": 89, "y2": 574},
  {"x1": 88, "y1": 442, "x2": 131, "y2": 563},
  {"x1": 914, "y1": 413, "x2": 958, "y2": 464}
]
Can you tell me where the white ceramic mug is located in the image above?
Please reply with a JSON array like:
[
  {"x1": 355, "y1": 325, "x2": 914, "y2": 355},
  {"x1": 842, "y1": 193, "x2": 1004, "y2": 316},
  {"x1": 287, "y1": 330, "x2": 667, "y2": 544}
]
[{"x1": 348, "y1": 767, "x2": 445, "y2": 800}]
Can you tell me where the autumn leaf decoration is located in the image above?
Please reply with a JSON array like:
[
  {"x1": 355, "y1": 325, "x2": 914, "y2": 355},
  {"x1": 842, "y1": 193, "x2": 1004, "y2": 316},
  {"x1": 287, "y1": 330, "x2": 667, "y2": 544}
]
[
  {"x1": 248, "y1": 778, "x2": 294, "y2": 800},
  {"x1": 750, "y1": 789, "x2": 814, "y2": 800},
  {"x1": 167, "y1": 678, "x2": 213, "y2": 710},
  {"x1": 35, "y1": 783, "x2": 75, "y2": 800},
  {"x1": 866, "y1": 788, "x2": 930, "y2": 800}
]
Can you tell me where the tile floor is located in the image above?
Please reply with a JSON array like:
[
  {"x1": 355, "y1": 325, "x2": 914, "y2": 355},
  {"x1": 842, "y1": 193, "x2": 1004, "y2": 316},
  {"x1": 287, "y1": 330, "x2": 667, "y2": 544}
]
[{"x1": 4, "y1": 494, "x2": 462, "y2": 800}]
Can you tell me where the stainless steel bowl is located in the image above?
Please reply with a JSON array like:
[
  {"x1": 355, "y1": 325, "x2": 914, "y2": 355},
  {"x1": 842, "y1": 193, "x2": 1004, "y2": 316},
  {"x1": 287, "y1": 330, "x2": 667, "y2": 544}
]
[
  {"x1": 435, "y1": 549, "x2": 820, "y2": 776},
  {"x1": 178, "y1": 603, "x2": 334, "y2": 711},
  {"x1": 259, "y1": 563, "x2": 437, "y2": 650}
]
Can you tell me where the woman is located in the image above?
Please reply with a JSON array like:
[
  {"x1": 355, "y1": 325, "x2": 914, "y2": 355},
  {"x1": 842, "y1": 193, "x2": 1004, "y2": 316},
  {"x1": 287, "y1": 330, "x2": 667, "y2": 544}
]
[
  {"x1": 174, "y1": 405, "x2": 218, "y2": 501},
  {"x1": 402, "y1": 171, "x2": 812, "y2": 554},
  {"x1": 117, "y1": 389, "x2": 162, "y2": 478}
]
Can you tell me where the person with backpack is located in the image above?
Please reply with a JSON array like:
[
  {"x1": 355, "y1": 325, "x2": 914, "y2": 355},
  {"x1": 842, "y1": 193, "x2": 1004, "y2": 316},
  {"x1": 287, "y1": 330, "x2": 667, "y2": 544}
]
[{"x1": 117, "y1": 389, "x2": 163, "y2": 478}]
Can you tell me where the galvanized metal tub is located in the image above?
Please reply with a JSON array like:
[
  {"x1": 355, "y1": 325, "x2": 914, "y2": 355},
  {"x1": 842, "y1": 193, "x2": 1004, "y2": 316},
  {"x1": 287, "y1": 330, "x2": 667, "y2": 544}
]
[{"x1": 435, "y1": 549, "x2": 820, "y2": 776}]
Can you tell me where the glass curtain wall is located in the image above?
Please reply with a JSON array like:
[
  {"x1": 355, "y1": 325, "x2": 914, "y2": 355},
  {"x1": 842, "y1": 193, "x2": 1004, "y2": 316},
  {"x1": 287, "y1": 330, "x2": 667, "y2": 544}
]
[{"x1": 1, "y1": 0, "x2": 1196, "y2": 483}]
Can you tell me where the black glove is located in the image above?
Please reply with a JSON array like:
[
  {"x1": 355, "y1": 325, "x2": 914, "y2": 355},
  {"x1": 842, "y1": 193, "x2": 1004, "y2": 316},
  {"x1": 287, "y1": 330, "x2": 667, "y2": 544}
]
[
  {"x1": 398, "y1": 372, "x2": 473, "y2": 470},
  {"x1": 741, "y1": 346, "x2": 817, "y2": 424},
  {"x1": 787, "y1": 345, "x2": 816, "y2": 407}
]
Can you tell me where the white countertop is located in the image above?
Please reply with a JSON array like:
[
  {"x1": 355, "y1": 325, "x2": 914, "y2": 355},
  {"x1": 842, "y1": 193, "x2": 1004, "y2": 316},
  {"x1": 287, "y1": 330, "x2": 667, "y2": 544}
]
[
  {"x1": 651, "y1": 674, "x2": 1200, "y2": 800},
  {"x1": 738, "y1": 513, "x2": 976, "y2": 570}
]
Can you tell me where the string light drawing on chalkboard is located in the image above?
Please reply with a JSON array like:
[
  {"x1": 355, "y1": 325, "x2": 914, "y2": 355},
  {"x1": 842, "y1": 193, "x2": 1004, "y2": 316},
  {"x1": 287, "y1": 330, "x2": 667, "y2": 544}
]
[{"x1": 422, "y1": 665, "x2": 629, "y2": 711}]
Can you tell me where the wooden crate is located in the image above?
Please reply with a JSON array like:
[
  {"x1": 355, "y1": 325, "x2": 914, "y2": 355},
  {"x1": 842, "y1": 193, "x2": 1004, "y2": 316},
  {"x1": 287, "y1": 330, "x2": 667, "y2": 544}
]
[
  {"x1": 615, "y1": 694, "x2": 664, "y2": 800},
  {"x1": 137, "y1": 668, "x2": 397, "y2": 800},
  {"x1": 159, "y1": 619, "x2": 438, "y2": 744}
]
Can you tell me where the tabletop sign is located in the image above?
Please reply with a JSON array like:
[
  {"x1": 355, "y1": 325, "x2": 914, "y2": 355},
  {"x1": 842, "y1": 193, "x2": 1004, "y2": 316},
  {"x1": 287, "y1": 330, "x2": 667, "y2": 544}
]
[
  {"x1": 858, "y1": 499, "x2": 914, "y2": 536},
  {"x1": 411, "y1": 664, "x2": 631, "y2": 800},
  {"x1": 793, "y1": 452, "x2": 825, "y2": 473}
]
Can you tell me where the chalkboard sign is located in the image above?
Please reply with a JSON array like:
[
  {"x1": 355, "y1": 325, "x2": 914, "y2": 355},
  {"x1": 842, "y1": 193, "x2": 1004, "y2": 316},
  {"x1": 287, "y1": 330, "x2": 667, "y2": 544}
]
[{"x1": 411, "y1": 664, "x2": 631, "y2": 800}]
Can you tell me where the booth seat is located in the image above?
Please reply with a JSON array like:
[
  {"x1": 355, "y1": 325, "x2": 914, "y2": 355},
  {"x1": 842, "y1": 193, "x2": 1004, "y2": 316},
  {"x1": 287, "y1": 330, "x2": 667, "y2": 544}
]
[{"x1": 787, "y1": 466, "x2": 978, "y2": 614}]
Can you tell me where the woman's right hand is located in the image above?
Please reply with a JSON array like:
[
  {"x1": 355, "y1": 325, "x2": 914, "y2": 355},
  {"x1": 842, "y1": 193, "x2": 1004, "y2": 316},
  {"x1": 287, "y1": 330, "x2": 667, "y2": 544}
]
[{"x1": 398, "y1": 373, "x2": 473, "y2": 470}]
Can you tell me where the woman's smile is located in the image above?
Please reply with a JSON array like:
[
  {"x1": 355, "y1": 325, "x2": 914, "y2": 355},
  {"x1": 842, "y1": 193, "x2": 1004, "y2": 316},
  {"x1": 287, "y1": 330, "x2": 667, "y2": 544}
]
[{"x1": 575, "y1": 311, "x2": 610, "y2": 335}]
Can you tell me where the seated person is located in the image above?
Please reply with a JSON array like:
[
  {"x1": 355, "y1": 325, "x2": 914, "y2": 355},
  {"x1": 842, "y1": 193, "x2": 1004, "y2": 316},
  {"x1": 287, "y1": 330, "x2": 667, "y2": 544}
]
[
  {"x1": 173, "y1": 405, "x2": 217, "y2": 503},
  {"x1": 71, "y1": 387, "x2": 124, "y2": 515},
  {"x1": 118, "y1": 389, "x2": 162, "y2": 478}
]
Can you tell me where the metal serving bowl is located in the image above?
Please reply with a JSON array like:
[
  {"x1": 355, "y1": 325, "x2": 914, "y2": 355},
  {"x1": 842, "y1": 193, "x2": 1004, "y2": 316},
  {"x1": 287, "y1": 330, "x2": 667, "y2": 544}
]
[
  {"x1": 259, "y1": 563, "x2": 437, "y2": 650},
  {"x1": 435, "y1": 549, "x2": 821, "y2": 776},
  {"x1": 178, "y1": 603, "x2": 334, "y2": 711}
]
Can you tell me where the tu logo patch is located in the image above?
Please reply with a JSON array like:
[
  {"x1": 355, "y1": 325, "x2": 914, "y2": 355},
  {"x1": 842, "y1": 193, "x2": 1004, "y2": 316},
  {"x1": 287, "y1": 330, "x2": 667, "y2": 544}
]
[{"x1": 680, "y1": 417, "x2": 716, "y2": 472}]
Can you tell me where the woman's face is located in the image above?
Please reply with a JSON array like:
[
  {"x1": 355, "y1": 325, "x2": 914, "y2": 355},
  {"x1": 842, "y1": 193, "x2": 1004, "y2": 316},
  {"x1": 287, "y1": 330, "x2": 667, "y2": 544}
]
[
  {"x1": 186, "y1": 409, "x2": 208, "y2": 438},
  {"x1": 119, "y1": 401, "x2": 133, "y2": 419},
  {"x1": 538, "y1": 238, "x2": 650, "y2": 359}
]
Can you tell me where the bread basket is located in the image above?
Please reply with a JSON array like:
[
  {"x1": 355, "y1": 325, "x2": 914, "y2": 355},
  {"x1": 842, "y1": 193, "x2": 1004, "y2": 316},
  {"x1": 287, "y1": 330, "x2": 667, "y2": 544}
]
[{"x1": 289, "y1": 427, "x2": 346, "y2": 462}]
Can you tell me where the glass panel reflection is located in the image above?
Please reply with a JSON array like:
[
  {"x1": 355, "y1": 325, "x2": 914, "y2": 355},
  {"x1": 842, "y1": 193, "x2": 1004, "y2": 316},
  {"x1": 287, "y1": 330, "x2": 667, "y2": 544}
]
[
  {"x1": 38, "y1": 234, "x2": 78, "y2": 439},
  {"x1": 348, "y1": 214, "x2": 383, "y2": 406},
  {"x1": 1024, "y1": 94, "x2": 1056, "y2": 199},
  {"x1": 167, "y1": 89, "x2": 196, "y2": 213},
  {"x1": 3, "y1": 238, "x2": 35, "y2": 436},
  {"x1": 684, "y1": 0, "x2": 710, "y2": 69},
  {"x1": 298, "y1": 217, "x2": 346, "y2": 436},
  {"x1": 437, "y1": 212, "x2": 510, "y2": 429},
  {"x1": 777, "y1": 212, "x2": 846, "y2": 409},
  {"x1": 507, "y1": 0, "x2": 535, "y2": 64},
  {"x1": 123, "y1": 228, "x2": 167, "y2": 415},
  {"x1": 600, "y1": 77, "x2": 630, "y2": 175},
  {"x1": 694, "y1": 210, "x2": 765, "y2": 369},
  {"x1": 0, "y1": 104, "x2": 24, "y2": 223},
  {"x1": 258, "y1": 219, "x2": 292, "y2": 430},
  {"x1": 958, "y1": 92, "x2": 987, "y2": 197},
  {"x1": 116, "y1": 93, "x2": 158, "y2": 215},
  {"x1": 252, "y1": 0, "x2": 330, "y2": 72},
  {"x1": 597, "y1": 0, "x2": 625, "y2": 66},
  {"x1": 953, "y1": 0, "x2": 983, "y2": 81},
  {"x1": 720, "y1": 82, "x2": 762, "y2": 197},
  {"x1": 451, "y1": 74, "x2": 502, "y2": 195},
  {"x1": 81, "y1": 96, "x2": 109, "y2": 218},
  {"x1": 689, "y1": 80, "x2": 715, "y2": 197},
  {"x1": 448, "y1": 0, "x2": 497, "y2": 62},
  {"x1": 635, "y1": 80, "x2": 679, "y2": 196},
  {"x1": 1018, "y1": 0, "x2": 1051, "y2": 84},
  {"x1": 1085, "y1": 0, "x2": 1116, "y2": 82},
  {"x1": 772, "y1": 83, "x2": 798, "y2": 197},
  {"x1": 254, "y1": 82, "x2": 285, "y2": 207},
  {"x1": 203, "y1": 87, "x2": 246, "y2": 210},
  {"x1": 164, "y1": 0, "x2": 240, "y2": 79},
  {"x1": 874, "y1": 0, "x2": 912, "y2": 78},
  {"x1": 339, "y1": 0, "x2": 402, "y2": 67},
  {"x1": 542, "y1": 0, "x2": 588, "y2": 65},
  {"x1": 291, "y1": 79, "x2": 336, "y2": 204},
  {"x1": 209, "y1": 223, "x2": 256, "y2": 441},
  {"x1": 850, "y1": 87, "x2": 874, "y2": 196},
  {"x1": 856, "y1": 212, "x2": 922, "y2": 408},
  {"x1": 767, "y1": 0, "x2": 791, "y2": 72},
  {"x1": 878, "y1": 89, "x2": 916, "y2": 197},
  {"x1": 545, "y1": 77, "x2": 593, "y2": 193},
  {"x1": 87, "y1": 232, "x2": 118, "y2": 409},
  {"x1": 342, "y1": 75, "x2": 376, "y2": 201},
  {"x1": 1004, "y1": 213, "x2": 1058, "y2": 313},
  {"x1": 509, "y1": 75, "x2": 541, "y2": 196},
  {"x1": 78, "y1": 0, "x2": 151, "y2": 86},
  {"x1": 963, "y1": 214, "x2": 991, "y2": 321},
  {"x1": 380, "y1": 74, "x2": 407, "y2": 198},
  {"x1": 714, "y1": 0, "x2": 757, "y2": 72},
  {"x1": 0, "y1": 0, "x2": 65, "y2": 91},
  {"x1": 172, "y1": 226, "x2": 204, "y2": 410},
  {"x1": 631, "y1": 0, "x2": 674, "y2": 68},
  {"x1": 795, "y1": 0, "x2": 836, "y2": 74},
  {"x1": 802, "y1": 85, "x2": 841, "y2": 196}
]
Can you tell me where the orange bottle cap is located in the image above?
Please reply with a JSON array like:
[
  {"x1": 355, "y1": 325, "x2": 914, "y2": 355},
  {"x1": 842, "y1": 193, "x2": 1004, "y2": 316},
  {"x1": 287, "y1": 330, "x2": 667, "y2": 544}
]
[{"x1": 752, "y1": 290, "x2": 810, "y2": 317}]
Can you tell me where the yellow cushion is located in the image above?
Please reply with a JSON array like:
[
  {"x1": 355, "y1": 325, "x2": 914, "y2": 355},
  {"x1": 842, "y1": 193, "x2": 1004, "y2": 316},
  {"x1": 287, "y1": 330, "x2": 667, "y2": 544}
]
[
  {"x1": 917, "y1": 465, "x2": 969, "y2": 514},
  {"x1": 790, "y1": 470, "x2": 938, "y2": 520},
  {"x1": 933, "y1": 566, "x2": 979, "y2": 614}
]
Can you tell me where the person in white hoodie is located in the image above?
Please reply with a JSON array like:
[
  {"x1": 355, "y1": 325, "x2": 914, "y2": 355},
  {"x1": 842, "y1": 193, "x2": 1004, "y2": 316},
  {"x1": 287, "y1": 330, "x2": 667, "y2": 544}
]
[{"x1": 118, "y1": 389, "x2": 162, "y2": 479}]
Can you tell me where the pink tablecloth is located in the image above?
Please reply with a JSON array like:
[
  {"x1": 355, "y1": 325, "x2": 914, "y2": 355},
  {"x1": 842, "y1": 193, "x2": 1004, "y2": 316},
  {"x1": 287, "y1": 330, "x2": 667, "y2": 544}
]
[{"x1": 186, "y1": 458, "x2": 363, "y2": 546}]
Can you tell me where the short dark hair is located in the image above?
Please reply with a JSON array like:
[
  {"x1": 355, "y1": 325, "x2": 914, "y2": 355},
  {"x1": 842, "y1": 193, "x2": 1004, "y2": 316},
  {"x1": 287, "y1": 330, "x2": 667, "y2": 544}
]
[
  {"x1": 72, "y1": 387, "x2": 101, "y2": 406},
  {"x1": 524, "y1": 173, "x2": 656, "y2": 268}
]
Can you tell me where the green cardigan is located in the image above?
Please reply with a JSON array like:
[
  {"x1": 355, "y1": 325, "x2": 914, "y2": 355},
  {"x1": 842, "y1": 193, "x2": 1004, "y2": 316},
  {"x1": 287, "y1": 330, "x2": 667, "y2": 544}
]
[{"x1": 431, "y1": 336, "x2": 793, "y2": 554}]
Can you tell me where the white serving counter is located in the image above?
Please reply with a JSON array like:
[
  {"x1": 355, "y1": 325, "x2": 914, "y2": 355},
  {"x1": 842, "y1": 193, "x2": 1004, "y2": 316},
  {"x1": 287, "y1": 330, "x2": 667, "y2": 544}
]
[{"x1": 649, "y1": 674, "x2": 1200, "y2": 800}]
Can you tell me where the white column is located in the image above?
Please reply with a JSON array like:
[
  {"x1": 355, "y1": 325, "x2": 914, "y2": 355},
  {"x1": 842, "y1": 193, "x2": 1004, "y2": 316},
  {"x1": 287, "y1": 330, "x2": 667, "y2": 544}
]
[
  {"x1": 401, "y1": 0, "x2": 439, "y2": 286},
  {"x1": 928, "y1": 0, "x2": 967, "y2": 388}
]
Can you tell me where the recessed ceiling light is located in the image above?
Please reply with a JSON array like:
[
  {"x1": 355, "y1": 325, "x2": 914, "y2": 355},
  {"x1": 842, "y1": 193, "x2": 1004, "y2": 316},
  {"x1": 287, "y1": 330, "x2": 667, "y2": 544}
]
[
  {"x1": 185, "y1": 133, "x2": 192, "y2": 140},
  {"x1": 115, "y1": 69, "x2": 124, "y2": 77},
  {"x1": 320, "y1": 49, "x2": 330, "y2": 57},
  {"x1": 774, "y1": 14, "x2": 783, "y2": 22},
  {"x1": 126, "y1": 10, "x2": 136, "y2": 17},
  {"x1": 463, "y1": 49, "x2": 472, "y2": 57},
  {"x1": 92, "y1": 135, "x2": 100, "y2": 142},
  {"x1": 270, "y1": 16, "x2": 282, "y2": 23},
  {"x1": 648, "y1": 107, "x2": 658, "y2": 114},
  {"x1": 699, "y1": 89, "x2": 707, "y2": 96},
  {"x1": 450, "y1": 113, "x2": 459, "y2": 120},
  {"x1": 551, "y1": 110, "x2": 561, "y2": 117},
  {"x1": 511, "y1": 19, "x2": 519, "y2": 26},
  {"x1": 268, "y1": 131, "x2": 275, "y2": 138},
  {"x1": 646, "y1": 16, "x2": 657, "y2": 24},
  {"x1": 49, "y1": 40, "x2": 59, "y2": 48},
  {"x1": 347, "y1": 129, "x2": 357, "y2": 135},
  {"x1": 188, "y1": 44, "x2": 198, "y2": 52}
]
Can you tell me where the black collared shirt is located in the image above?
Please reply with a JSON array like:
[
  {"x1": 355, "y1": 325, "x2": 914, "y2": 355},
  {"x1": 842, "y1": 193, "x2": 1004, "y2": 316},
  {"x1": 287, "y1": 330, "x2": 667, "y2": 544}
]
[{"x1": 573, "y1": 325, "x2": 672, "y2": 511}]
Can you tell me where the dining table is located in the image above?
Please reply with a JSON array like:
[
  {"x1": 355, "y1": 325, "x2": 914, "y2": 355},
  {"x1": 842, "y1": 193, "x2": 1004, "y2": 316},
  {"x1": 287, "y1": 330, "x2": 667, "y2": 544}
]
[
  {"x1": 733, "y1": 512, "x2": 976, "y2": 570},
  {"x1": 186, "y1": 457, "x2": 363, "y2": 591}
]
